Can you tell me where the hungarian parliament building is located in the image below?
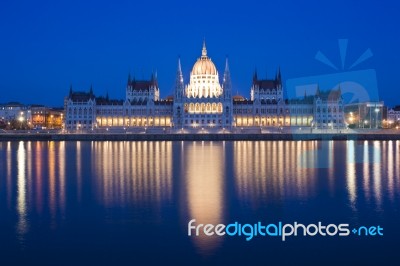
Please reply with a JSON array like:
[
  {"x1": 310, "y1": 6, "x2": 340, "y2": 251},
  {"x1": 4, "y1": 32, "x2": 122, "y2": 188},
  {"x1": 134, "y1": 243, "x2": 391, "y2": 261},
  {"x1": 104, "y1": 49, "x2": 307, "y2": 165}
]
[{"x1": 65, "y1": 42, "x2": 345, "y2": 132}]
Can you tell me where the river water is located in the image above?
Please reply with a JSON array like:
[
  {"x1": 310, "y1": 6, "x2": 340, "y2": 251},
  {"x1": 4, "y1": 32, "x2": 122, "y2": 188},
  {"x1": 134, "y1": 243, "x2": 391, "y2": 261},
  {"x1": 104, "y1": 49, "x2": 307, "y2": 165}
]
[{"x1": 0, "y1": 140, "x2": 399, "y2": 265}]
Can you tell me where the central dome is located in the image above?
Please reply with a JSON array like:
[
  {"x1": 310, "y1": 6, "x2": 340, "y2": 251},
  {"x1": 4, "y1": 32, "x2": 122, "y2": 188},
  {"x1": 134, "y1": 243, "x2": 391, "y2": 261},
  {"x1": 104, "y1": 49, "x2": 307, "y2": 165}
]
[
  {"x1": 186, "y1": 41, "x2": 222, "y2": 98},
  {"x1": 191, "y1": 42, "x2": 217, "y2": 76}
]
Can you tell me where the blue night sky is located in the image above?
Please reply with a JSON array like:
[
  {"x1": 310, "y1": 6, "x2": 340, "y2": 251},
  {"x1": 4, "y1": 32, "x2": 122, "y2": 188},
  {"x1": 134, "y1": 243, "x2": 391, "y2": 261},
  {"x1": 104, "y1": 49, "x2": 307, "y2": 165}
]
[{"x1": 1, "y1": 0, "x2": 399, "y2": 107}]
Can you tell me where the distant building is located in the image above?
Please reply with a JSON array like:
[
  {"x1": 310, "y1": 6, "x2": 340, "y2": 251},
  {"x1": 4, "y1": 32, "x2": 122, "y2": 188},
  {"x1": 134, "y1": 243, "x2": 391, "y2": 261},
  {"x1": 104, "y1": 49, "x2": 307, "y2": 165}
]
[
  {"x1": 344, "y1": 102, "x2": 384, "y2": 129},
  {"x1": 31, "y1": 105, "x2": 64, "y2": 129},
  {"x1": 64, "y1": 87, "x2": 96, "y2": 130},
  {"x1": 313, "y1": 87, "x2": 345, "y2": 129},
  {"x1": 0, "y1": 102, "x2": 31, "y2": 124},
  {"x1": 387, "y1": 106, "x2": 400, "y2": 126},
  {"x1": 233, "y1": 69, "x2": 287, "y2": 127},
  {"x1": 286, "y1": 94, "x2": 314, "y2": 127}
]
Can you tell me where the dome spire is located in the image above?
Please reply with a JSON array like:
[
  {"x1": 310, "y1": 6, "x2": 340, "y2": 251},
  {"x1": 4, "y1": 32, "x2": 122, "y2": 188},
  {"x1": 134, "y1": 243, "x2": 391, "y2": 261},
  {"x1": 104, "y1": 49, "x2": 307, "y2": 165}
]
[{"x1": 201, "y1": 39, "x2": 207, "y2": 58}]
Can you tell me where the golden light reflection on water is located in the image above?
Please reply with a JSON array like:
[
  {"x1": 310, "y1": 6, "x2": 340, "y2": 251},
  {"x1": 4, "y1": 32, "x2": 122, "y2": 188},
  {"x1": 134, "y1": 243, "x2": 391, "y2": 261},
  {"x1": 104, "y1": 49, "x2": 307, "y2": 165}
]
[
  {"x1": 49, "y1": 141, "x2": 56, "y2": 219},
  {"x1": 92, "y1": 141, "x2": 172, "y2": 207},
  {"x1": 2, "y1": 140, "x2": 400, "y2": 251},
  {"x1": 373, "y1": 141, "x2": 382, "y2": 209},
  {"x1": 387, "y1": 141, "x2": 394, "y2": 202},
  {"x1": 17, "y1": 141, "x2": 28, "y2": 240},
  {"x1": 76, "y1": 141, "x2": 82, "y2": 201},
  {"x1": 6, "y1": 141, "x2": 12, "y2": 208},
  {"x1": 184, "y1": 141, "x2": 225, "y2": 255},
  {"x1": 363, "y1": 141, "x2": 371, "y2": 203},
  {"x1": 34, "y1": 142, "x2": 44, "y2": 214},
  {"x1": 59, "y1": 142, "x2": 66, "y2": 215},
  {"x1": 346, "y1": 141, "x2": 357, "y2": 211},
  {"x1": 234, "y1": 141, "x2": 317, "y2": 202}
]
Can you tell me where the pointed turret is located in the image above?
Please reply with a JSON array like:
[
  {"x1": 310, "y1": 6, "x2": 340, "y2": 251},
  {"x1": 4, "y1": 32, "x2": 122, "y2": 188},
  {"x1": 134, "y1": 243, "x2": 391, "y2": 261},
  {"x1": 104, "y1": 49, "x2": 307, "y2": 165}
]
[
  {"x1": 223, "y1": 57, "x2": 232, "y2": 99},
  {"x1": 175, "y1": 57, "x2": 185, "y2": 100},
  {"x1": 201, "y1": 39, "x2": 207, "y2": 58},
  {"x1": 304, "y1": 90, "x2": 307, "y2": 99},
  {"x1": 253, "y1": 68, "x2": 258, "y2": 82},
  {"x1": 89, "y1": 84, "x2": 94, "y2": 99},
  {"x1": 127, "y1": 73, "x2": 132, "y2": 85},
  {"x1": 316, "y1": 85, "x2": 320, "y2": 96},
  {"x1": 106, "y1": 91, "x2": 109, "y2": 101},
  {"x1": 277, "y1": 67, "x2": 282, "y2": 84},
  {"x1": 69, "y1": 84, "x2": 73, "y2": 97}
]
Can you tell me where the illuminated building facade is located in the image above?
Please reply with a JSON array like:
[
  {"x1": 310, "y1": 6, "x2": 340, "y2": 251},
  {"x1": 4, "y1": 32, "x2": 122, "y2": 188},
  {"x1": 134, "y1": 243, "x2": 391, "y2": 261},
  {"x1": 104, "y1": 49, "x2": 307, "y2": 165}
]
[
  {"x1": 31, "y1": 106, "x2": 63, "y2": 129},
  {"x1": 313, "y1": 87, "x2": 345, "y2": 129},
  {"x1": 233, "y1": 70, "x2": 288, "y2": 127},
  {"x1": 64, "y1": 42, "x2": 346, "y2": 131},
  {"x1": 387, "y1": 106, "x2": 400, "y2": 126},
  {"x1": 173, "y1": 41, "x2": 233, "y2": 129}
]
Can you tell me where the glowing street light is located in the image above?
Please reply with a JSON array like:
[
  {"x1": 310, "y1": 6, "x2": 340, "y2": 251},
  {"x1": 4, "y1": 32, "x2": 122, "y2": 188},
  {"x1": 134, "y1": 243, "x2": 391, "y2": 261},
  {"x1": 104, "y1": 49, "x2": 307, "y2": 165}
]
[{"x1": 375, "y1": 108, "x2": 380, "y2": 128}]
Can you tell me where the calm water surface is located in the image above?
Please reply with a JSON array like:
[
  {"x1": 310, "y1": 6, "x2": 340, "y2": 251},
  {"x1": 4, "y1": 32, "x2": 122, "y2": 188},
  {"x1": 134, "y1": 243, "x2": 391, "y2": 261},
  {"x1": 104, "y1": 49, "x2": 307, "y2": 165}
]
[{"x1": 0, "y1": 140, "x2": 399, "y2": 265}]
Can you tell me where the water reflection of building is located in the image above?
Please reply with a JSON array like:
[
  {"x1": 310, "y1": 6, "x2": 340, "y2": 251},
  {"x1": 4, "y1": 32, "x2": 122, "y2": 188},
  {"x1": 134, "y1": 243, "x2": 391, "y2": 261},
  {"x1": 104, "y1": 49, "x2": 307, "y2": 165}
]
[
  {"x1": 233, "y1": 141, "x2": 317, "y2": 203},
  {"x1": 182, "y1": 142, "x2": 225, "y2": 255},
  {"x1": 3, "y1": 141, "x2": 67, "y2": 240},
  {"x1": 92, "y1": 141, "x2": 172, "y2": 207}
]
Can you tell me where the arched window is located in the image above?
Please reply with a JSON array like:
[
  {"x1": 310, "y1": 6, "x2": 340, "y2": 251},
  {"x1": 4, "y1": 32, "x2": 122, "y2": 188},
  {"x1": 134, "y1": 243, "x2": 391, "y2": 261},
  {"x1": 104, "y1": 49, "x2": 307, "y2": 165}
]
[
  {"x1": 201, "y1": 103, "x2": 206, "y2": 113},
  {"x1": 217, "y1": 103, "x2": 223, "y2": 113},
  {"x1": 206, "y1": 103, "x2": 211, "y2": 112},
  {"x1": 212, "y1": 103, "x2": 217, "y2": 112}
]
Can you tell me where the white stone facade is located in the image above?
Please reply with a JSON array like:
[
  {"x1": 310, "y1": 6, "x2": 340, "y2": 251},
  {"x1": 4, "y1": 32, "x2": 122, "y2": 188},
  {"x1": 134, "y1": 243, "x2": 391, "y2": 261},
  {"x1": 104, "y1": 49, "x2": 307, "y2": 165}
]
[{"x1": 64, "y1": 42, "x2": 346, "y2": 132}]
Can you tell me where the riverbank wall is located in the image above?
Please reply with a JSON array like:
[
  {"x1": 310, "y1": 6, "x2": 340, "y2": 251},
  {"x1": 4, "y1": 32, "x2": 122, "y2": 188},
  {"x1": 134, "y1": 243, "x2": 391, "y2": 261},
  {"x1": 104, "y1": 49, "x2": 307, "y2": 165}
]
[{"x1": 1, "y1": 133, "x2": 400, "y2": 141}]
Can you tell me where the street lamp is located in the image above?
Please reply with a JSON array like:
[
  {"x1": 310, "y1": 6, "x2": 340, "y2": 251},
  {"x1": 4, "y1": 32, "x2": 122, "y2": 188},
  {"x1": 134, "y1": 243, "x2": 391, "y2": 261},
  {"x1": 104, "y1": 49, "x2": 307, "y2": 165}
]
[
  {"x1": 19, "y1": 116, "x2": 24, "y2": 129},
  {"x1": 374, "y1": 108, "x2": 379, "y2": 129}
]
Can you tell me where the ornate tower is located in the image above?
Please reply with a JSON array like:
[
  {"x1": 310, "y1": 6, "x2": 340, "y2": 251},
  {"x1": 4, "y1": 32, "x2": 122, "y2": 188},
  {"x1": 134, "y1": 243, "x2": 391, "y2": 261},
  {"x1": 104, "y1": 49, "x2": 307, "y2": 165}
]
[
  {"x1": 173, "y1": 41, "x2": 233, "y2": 129},
  {"x1": 173, "y1": 57, "x2": 185, "y2": 128},
  {"x1": 175, "y1": 57, "x2": 184, "y2": 101},
  {"x1": 223, "y1": 57, "x2": 232, "y2": 100}
]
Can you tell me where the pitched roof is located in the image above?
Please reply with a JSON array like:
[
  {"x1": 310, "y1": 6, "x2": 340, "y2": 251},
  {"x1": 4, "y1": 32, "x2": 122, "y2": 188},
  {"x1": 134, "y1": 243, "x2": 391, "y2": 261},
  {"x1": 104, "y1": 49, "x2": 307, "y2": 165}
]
[
  {"x1": 128, "y1": 79, "x2": 158, "y2": 91},
  {"x1": 252, "y1": 79, "x2": 281, "y2": 89}
]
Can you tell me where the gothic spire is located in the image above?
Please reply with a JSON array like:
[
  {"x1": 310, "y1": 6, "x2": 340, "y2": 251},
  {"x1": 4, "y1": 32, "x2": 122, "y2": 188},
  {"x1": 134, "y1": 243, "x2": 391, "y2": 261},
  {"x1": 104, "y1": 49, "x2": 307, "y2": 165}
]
[
  {"x1": 127, "y1": 72, "x2": 132, "y2": 84},
  {"x1": 177, "y1": 57, "x2": 183, "y2": 81},
  {"x1": 253, "y1": 68, "x2": 258, "y2": 82},
  {"x1": 223, "y1": 57, "x2": 232, "y2": 99},
  {"x1": 175, "y1": 57, "x2": 185, "y2": 99},
  {"x1": 316, "y1": 84, "x2": 320, "y2": 96},
  {"x1": 277, "y1": 67, "x2": 282, "y2": 83},
  {"x1": 201, "y1": 39, "x2": 207, "y2": 58},
  {"x1": 69, "y1": 84, "x2": 73, "y2": 97}
]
